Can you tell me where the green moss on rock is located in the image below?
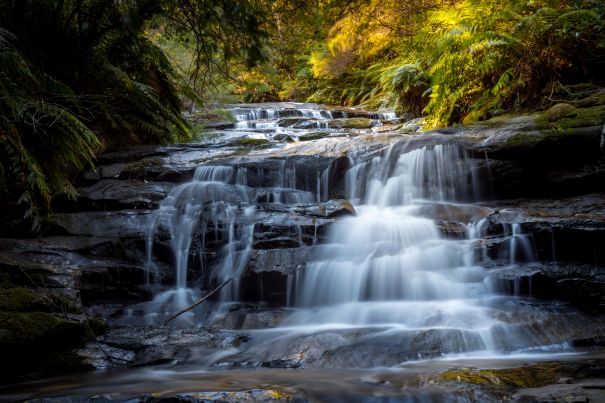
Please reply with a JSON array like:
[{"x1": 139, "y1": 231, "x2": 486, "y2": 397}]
[
  {"x1": 231, "y1": 138, "x2": 271, "y2": 147},
  {"x1": 0, "y1": 311, "x2": 83, "y2": 346},
  {"x1": 550, "y1": 105, "x2": 605, "y2": 130},
  {"x1": 438, "y1": 363, "x2": 563, "y2": 389},
  {"x1": 0, "y1": 288, "x2": 45, "y2": 312},
  {"x1": 0, "y1": 288, "x2": 82, "y2": 313},
  {"x1": 300, "y1": 132, "x2": 329, "y2": 141},
  {"x1": 576, "y1": 91, "x2": 605, "y2": 108},
  {"x1": 543, "y1": 103, "x2": 577, "y2": 122},
  {"x1": 328, "y1": 118, "x2": 373, "y2": 129}
]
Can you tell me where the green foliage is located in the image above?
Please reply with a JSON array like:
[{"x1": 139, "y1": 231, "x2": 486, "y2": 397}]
[
  {"x1": 0, "y1": 0, "x2": 268, "y2": 228},
  {"x1": 0, "y1": 27, "x2": 99, "y2": 229},
  {"x1": 288, "y1": 0, "x2": 604, "y2": 126},
  {"x1": 425, "y1": 1, "x2": 605, "y2": 127}
]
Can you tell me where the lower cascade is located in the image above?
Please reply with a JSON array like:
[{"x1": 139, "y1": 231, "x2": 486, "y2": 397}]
[{"x1": 139, "y1": 104, "x2": 597, "y2": 366}]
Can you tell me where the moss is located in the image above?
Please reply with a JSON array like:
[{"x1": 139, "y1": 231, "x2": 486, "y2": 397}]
[
  {"x1": 0, "y1": 288, "x2": 82, "y2": 313},
  {"x1": 549, "y1": 105, "x2": 605, "y2": 130},
  {"x1": 329, "y1": 118, "x2": 373, "y2": 129},
  {"x1": 499, "y1": 131, "x2": 549, "y2": 148},
  {"x1": 0, "y1": 311, "x2": 83, "y2": 346},
  {"x1": 231, "y1": 138, "x2": 271, "y2": 147},
  {"x1": 577, "y1": 91, "x2": 605, "y2": 108},
  {"x1": 0, "y1": 272, "x2": 11, "y2": 288},
  {"x1": 494, "y1": 105, "x2": 605, "y2": 149},
  {"x1": 543, "y1": 103, "x2": 577, "y2": 122},
  {"x1": 84, "y1": 316, "x2": 109, "y2": 338},
  {"x1": 299, "y1": 132, "x2": 329, "y2": 141},
  {"x1": 438, "y1": 363, "x2": 563, "y2": 390},
  {"x1": 0, "y1": 288, "x2": 46, "y2": 312}
]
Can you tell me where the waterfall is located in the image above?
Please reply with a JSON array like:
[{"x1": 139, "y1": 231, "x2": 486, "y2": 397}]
[
  {"x1": 283, "y1": 143, "x2": 561, "y2": 355},
  {"x1": 140, "y1": 103, "x2": 579, "y2": 359}
]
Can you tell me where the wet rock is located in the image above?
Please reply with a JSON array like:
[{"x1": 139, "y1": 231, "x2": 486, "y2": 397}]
[
  {"x1": 513, "y1": 380, "x2": 605, "y2": 402},
  {"x1": 416, "y1": 202, "x2": 492, "y2": 223},
  {"x1": 73, "y1": 180, "x2": 176, "y2": 210},
  {"x1": 80, "y1": 263, "x2": 150, "y2": 304},
  {"x1": 200, "y1": 120, "x2": 235, "y2": 130},
  {"x1": 248, "y1": 247, "x2": 317, "y2": 275},
  {"x1": 0, "y1": 237, "x2": 152, "y2": 304},
  {"x1": 100, "y1": 326, "x2": 244, "y2": 351},
  {"x1": 111, "y1": 147, "x2": 238, "y2": 183},
  {"x1": 252, "y1": 212, "x2": 334, "y2": 249},
  {"x1": 485, "y1": 195, "x2": 605, "y2": 265},
  {"x1": 88, "y1": 326, "x2": 248, "y2": 368},
  {"x1": 47, "y1": 210, "x2": 151, "y2": 238},
  {"x1": 148, "y1": 390, "x2": 303, "y2": 403},
  {"x1": 0, "y1": 238, "x2": 84, "y2": 294},
  {"x1": 78, "y1": 342, "x2": 136, "y2": 368},
  {"x1": 486, "y1": 263, "x2": 605, "y2": 310},
  {"x1": 239, "y1": 309, "x2": 288, "y2": 329},
  {"x1": 293, "y1": 199, "x2": 356, "y2": 218},
  {"x1": 435, "y1": 221, "x2": 469, "y2": 238},
  {"x1": 239, "y1": 271, "x2": 289, "y2": 305},
  {"x1": 96, "y1": 146, "x2": 172, "y2": 165}
]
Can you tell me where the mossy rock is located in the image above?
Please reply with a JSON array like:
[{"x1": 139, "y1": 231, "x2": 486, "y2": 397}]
[
  {"x1": 577, "y1": 90, "x2": 605, "y2": 108},
  {"x1": 299, "y1": 132, "x2": 329, "y2": 141},
  {"x1": 0, "y1": 312, "x2": 106, "y2": 345},
  {"x1": 0, "y1": 311, "x2": 84, "y2": 346},
  {"x1": 328, "y1": 118, "x2": 374, "y2": 129},
  {"x1": 544, "y1": 103, "x2": 577, "y2": 122},
  {"x1": 0, "y1": 288, "x2": 47, "y2": 312},
  {"x1": 488, "y1": 105, "x2": 605, "y2": 151},
  {"x1": 120, "y1": 159, "x2": 155, "y2": 178},
  {"x1": 0, "y1": 287, "x2": 82, "y2": 313},
  {"x1": 438, "y1": 362, "x2": 563, "y2": 390},
  {"x1": 231, "y1": 138, "x2": 271, "y2": 147},
  {"x1": 548, "y1": 105, "x2": 605, "y2": 130}
]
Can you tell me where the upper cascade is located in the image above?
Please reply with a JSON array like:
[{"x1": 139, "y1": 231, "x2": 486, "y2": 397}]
[{"x1": 220, "y1": 102, "x2": 400, "y2": 141}]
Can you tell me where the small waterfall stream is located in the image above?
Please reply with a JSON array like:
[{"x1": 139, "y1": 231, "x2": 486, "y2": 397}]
[{"x1": 142, "y1": 103, "x2": 589, "y2": 363}]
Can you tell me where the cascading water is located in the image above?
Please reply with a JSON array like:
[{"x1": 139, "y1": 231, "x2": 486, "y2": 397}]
[
  {"x1": 144, "y1": 158, "x2": 317, "y2": 323},
  {"x1": 142, "y1": 103, "x2": 588, "y2": 361},
  {"x1": 280, "y1": 143, "x2": 579, "y2": 357},
  {"x1": 144, "y1": 165, "x2": 253, "y2": 322}
]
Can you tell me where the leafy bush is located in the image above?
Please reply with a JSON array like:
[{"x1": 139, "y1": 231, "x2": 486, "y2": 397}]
[{"x1": 0, "y1": 0, "x2": 266, "y2": 229}]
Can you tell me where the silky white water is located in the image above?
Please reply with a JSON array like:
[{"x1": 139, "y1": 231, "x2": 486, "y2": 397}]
[
  {"x1": 282, "y1": 142, "x2": 569, "y2": 357},
  {"x1": 142, "y1": 104, "x2": 585, "y2": 359}
]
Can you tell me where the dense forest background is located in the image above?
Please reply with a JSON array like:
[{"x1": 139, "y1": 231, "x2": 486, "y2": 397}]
[{"x1": 0, "y1": 0, "x2": 604, "y2": 228}]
